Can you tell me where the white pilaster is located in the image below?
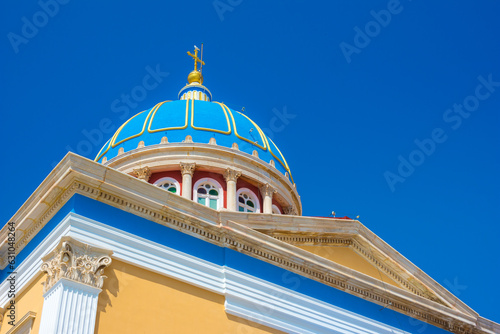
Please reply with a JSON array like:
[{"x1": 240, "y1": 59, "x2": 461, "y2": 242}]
[
  {"x1": 38, "y1": 237, "x2": 112, "y2": 334},
  {"x1": 39, "y1": 279, "x2": 101, "y2": 334}
]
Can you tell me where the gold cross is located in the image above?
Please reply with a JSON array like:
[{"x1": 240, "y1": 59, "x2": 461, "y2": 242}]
[{"x1": 187, "y1": 45, "x2": 205, "y2": 71}]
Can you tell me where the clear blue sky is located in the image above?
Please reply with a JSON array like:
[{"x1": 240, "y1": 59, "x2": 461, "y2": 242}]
[{"x1": 2, "y1": 0, "x2": 499, "y2": 324}]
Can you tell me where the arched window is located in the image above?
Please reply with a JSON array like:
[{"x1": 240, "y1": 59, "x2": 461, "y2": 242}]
[
  {"x1": 236, "y1": 188, "x2": 260, "y2": 213},
  {"x1": 272, "y1": 204, "x2": 281, "y2": 215},
  {"x1": 193, "y1": 178, "x2": 223, "y2": 210},
  {"x1": 154, "y1": 177, "x2": 180, "y2": 194}
]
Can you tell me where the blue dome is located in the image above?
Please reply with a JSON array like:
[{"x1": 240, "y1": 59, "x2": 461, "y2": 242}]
[{"x1": 95, "y1": 99, "x2": 293, "y2": 182}]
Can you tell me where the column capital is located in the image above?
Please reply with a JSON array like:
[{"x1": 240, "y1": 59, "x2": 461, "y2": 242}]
[
  {"x1": 259, "y1": 183, "x2": 276, "y2": 198},
  {"x1": 40, "y1": 237, "x2": 113, "y2": 294},
  {"x1": 180, "y1": 162, "x2": 196, "y2": 176},
  {"x1": 133, "y1": 166, "x2": 152, "y2": 182},
  {"x1": 223, "y1": 168, "x2": 241, "y2": 182},
  {"x1": 284, "y1": 206, "x2": 298, "y2": 216}
]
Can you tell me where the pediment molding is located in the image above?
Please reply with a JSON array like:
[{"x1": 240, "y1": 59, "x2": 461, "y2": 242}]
[{"x1": 267, "y1": 232, "x2": 446, "y2": 305}]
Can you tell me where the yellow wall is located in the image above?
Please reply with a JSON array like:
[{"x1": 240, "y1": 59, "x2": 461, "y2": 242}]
[
  {"x1": 0, "y1": 250, "x2": 396, "y2": 333},
  {"x1": 298, "y1": 245, "x2": 400, "y2": 288},
  {"x1": 0, "y1": 273, "x2": 45, "y2": 334},
  {"x1": 95, "y1": 260, "x2": 284, "y2": 334}
]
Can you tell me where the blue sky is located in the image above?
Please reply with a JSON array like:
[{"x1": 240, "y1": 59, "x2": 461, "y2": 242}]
[{"x1": 1, "y1": 0, "x2": 499, "y2": 325}]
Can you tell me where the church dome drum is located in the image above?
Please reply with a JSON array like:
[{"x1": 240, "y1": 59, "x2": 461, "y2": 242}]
[{"x1": 95, "y1": 46, "x2": 301, "y2": 216}]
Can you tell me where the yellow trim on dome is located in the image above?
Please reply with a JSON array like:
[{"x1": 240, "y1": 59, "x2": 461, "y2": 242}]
[
  {"x1": 223, "y1": 102, "x2": 293, "y2": 182},
  {"x1": 96, "y1": 101, "x2": 169, "y2": 161},
  {"x1": 191, "y1": 100, "x2": 231, "y2": 134},
  {"x1": 238, "y1": 111, "x2": 269, "y2": 150},
  {"x1": 220, "y1": 103, "x2": 267, "y2": 151},
  {"x1": 94, "y1": 138, "x2": 112, "y2": 162},
  {"x1": 110, "y1": 110, "x2": 147, "y2": 148},
  {"x1": 148, "y1": 99, "x2": 188, "y2": 133},
  {"x1": 111, "y1": 102, "x2": 165, "y2": 148},
  {"x1": 264, "y1": 136, "x2": 294, "y2": 184}
]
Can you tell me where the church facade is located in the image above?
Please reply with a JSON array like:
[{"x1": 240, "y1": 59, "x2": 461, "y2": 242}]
[{"x1": 1, "y1": 48, "x2": 498, "y2": 334}]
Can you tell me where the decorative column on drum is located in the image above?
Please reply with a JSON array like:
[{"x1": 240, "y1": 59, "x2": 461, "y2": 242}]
[
  {"x1": 39, "y1": 236, "x2": 112, "y2": 334},
  {"x1": 284, "y1": 206, "x2": 298, "y2": 216},
  {"x1": 260, "y1": 183, "x2": 276, "y2": 214},
  {"x1": 224, "y1": 168, "x2": 241, "y2": 211},
  {"x1": 132, "y1": 166, "x2": 151, "y2": 182},
  {"x1": 180, "y1": 162, "x2": 196, "y2": 200}
]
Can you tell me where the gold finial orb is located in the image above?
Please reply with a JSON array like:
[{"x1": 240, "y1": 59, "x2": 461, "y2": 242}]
[{"x1": 187, "y1": 70, "x2": 203, "y2": 84}]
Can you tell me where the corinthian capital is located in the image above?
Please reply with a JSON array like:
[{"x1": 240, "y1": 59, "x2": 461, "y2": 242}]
[
  {"x1": 133, "y1": 166, "x2": 151, "y2": 182},
  {"x1": 40, "y1": 237, "x2": 113, "y2": 294},
  {"x1": 180, "y1": 162, "x2": 196, "y2": 176},
  {"x1": 260, "y1": 183, "x2": 276, "y2": 198},
  {"x1": 223, "y1": 168, "x2": 241, "y2": 182},
  {"x1": 284, "y1": 206, "x2": 298, "y2": 216}
]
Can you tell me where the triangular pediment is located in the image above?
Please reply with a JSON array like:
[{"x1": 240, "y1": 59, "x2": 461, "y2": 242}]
[
  {"x1": 260, "y1": 231, "x2": 448, "y2": 305},
  {"x1": 297, "y1": 244, "x2": 401, "y2": 288},
  {"x1": 226, "y1": 222, "x2": 475, "y2": 318}
]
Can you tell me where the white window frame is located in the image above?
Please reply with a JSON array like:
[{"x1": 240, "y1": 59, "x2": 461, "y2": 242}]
[
  {"x1": 154, "y1": 177, "x2": 180, "y2": 195},
  {"x1": 193, "y1": 178, "x2": 224, "y2": 210},
  {"x1": 236, "y1": 188, "x2": 261, "y2": 213},
  {"x1": 272, "y1": 204, "x2": 281, "y2": 215}
]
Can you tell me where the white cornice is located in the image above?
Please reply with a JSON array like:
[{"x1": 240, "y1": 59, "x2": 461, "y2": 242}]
[
  {"x1": 0, "y1": 213, "x2": 411, "y2": 334},
  {"x1": 224, "y1": 268, "x2": 412, "y2": 334}
]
